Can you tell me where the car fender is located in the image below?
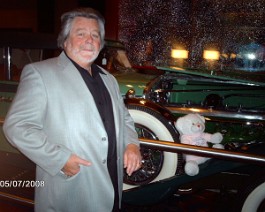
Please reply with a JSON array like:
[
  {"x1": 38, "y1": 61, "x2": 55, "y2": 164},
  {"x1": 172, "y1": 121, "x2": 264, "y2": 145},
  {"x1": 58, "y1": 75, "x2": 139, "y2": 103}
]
[{"x1": 124, "y1": 97, "x2": 177, "y2": 130}]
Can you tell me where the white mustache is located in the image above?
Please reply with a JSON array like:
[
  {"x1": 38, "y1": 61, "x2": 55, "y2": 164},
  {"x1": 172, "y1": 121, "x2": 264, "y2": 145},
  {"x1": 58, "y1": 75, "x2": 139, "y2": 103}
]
[{"x1": 81, "y1": 43, "x2": 95, "y2": 51}]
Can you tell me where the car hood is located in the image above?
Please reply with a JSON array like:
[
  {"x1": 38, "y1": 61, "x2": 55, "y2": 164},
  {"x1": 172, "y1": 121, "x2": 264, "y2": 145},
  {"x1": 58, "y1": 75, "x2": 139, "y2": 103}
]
[
  {"x1": 158, "y1": 66, "x2": 265, "y2": 86},
  {"x1": 114, "y1": 71, "x2": 158, "y2": 96}
]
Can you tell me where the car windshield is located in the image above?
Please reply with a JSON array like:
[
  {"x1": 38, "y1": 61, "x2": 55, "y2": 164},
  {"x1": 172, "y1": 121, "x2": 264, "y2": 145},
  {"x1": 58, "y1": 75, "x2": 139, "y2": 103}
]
[{"x1": 95, "y1": 44, "x2": 133, "y2": 74}]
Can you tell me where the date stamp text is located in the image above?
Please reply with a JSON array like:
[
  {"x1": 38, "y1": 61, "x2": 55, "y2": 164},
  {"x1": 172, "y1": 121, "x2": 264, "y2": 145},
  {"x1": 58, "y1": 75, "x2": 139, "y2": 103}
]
[{"x1": 0, "y1": 180, "x2": 44, "y2": 188}]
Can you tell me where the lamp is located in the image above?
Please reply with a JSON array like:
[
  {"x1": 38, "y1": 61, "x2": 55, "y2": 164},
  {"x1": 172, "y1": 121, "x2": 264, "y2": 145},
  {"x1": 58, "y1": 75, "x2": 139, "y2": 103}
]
[
  {"x1": 171, "y1": 49, "x2": 189, "y2": 59},
  {"x1": 203, "y1": 50, "x2": 220, "y2": 60},
  {"x1": 203, "y1": 50, "x2": 220, "y2": 71},
  {"x1": 171, "y1": 49, "x2": 188, "y2": 67}
]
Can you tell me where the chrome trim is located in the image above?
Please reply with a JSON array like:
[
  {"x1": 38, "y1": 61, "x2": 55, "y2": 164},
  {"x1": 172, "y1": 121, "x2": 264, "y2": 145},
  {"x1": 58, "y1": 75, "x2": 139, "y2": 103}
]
[
  {"x1": 125, "y1": 88, "x2": 136, "y2": 99},
  {"x1": 166, "y1": 106, "x2": 265, "y2": 121},
  {"x1": 3, "y1": 46, "x2": 12, "y2": 80},
  {"x1": 139, "y1": 138, "x2": 265, "y2": 165}
]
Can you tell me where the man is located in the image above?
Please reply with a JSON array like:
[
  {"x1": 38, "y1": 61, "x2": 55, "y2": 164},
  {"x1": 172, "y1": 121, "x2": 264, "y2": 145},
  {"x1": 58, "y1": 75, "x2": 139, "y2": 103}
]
[{"x1": 3, "y1": 8, "x2": 141, "y2": 212}]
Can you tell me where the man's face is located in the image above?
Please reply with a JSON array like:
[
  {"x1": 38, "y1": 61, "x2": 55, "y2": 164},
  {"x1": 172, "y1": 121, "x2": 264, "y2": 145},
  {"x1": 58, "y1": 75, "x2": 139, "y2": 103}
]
[{"x1": 64, "y1": 17, "x2": 101, "y2": 69}]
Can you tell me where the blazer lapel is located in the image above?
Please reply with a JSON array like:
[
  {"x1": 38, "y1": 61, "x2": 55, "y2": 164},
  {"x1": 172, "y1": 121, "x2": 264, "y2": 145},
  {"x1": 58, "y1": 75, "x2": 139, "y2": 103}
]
[{"x1": 58, "y1": 52, "x2": 105, "y2": 131}]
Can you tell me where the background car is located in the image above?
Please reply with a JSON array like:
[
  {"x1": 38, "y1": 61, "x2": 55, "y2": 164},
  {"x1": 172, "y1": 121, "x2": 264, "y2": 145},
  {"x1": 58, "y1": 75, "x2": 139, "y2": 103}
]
[{"x1": 1, "y1": 32, "x2": 265, "y2": 211}]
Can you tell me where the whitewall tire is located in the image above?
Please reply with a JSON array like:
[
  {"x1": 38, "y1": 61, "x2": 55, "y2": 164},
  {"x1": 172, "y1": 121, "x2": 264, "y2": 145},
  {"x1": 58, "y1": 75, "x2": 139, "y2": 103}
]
[{"x1": 123, "y1": 105, "x2": 180, "y2": 190}]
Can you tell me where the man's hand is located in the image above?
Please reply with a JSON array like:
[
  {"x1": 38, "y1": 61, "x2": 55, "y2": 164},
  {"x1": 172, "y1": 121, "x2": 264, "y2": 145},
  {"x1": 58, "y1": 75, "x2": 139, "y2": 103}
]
[
  {"x1": 61, "y1": 154, "x2": 91, "y2": 176},
  {"x1": 124, "y1": 144, "x2": 142, "y2": 176}
]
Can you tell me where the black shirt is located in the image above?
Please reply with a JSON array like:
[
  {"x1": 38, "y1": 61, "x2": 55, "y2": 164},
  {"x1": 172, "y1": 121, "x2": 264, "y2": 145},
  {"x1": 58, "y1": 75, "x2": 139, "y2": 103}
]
[{"x1": 76, "y1": 63, "x2": 117, "y2": 160}]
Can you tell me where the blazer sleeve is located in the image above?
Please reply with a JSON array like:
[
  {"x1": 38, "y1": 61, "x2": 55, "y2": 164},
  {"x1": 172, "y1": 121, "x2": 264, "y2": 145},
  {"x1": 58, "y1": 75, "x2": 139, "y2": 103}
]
[
  {"x1": 3, "y1": 64, "x2": 72, "y2": 176},
  {"x1": 122, "y1": 100, "x2": 139, "y2": 147},
  {"x1": 110, "y1": 74, "x2": 140, "y2": 148}
]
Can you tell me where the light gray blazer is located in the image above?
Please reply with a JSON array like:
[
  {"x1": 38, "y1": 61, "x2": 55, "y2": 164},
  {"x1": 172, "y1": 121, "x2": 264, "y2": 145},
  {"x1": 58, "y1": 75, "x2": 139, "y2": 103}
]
[{"x1": 3, "y1": 52, "x2": 139, "y2": 212}]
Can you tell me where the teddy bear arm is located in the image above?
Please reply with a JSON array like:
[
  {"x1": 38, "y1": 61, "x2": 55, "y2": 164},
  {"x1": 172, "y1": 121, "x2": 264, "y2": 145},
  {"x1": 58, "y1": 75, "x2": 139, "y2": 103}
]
[{"x1": 210, "y1": 132, "x2": 223, "y2": 143}]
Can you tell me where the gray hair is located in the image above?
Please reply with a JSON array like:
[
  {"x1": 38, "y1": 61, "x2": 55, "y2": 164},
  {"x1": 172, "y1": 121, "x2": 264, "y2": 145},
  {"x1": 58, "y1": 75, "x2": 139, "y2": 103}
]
[{"x1": 57, "y1": 8, "x2": 105, "y2": 50}]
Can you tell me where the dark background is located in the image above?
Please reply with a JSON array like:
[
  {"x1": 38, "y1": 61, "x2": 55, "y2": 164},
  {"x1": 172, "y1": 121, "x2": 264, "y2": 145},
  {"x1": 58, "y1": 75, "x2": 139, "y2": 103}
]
[
  {"x1": 0, "y1": 0, "x2": 118, "y2": 38},
  {"x1": 0, "y1": 0, "x2": 264, "y2": 68}
]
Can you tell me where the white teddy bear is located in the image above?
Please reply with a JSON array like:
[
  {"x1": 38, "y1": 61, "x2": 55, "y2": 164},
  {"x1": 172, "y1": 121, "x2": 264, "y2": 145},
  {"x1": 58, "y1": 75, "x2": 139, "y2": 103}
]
[{"x1": 175, "y1": 113, "x2": 224, "y2": 176}]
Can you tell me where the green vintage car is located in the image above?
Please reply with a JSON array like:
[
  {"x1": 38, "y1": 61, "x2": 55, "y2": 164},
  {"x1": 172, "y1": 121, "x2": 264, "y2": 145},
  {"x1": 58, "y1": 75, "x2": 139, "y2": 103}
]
[{"x1": 1, "y1": 32, "x2": 265, "y2": 211}]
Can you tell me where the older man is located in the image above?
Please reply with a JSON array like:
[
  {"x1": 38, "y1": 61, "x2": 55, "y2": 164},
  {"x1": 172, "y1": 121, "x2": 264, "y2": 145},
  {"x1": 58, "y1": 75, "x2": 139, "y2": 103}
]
[{"x1": 3, "y1": 8, "x2": 141, "y2": 212}]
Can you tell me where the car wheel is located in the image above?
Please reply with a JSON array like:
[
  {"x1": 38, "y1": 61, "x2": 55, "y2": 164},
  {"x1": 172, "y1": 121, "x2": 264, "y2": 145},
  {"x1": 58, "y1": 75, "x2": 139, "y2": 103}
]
[
  {"x1": 123, "y1": 105, "x2": 181, "y2": 190},
  {"x1": 234, "y1": 174, "x2": 265, "y2": 212}
]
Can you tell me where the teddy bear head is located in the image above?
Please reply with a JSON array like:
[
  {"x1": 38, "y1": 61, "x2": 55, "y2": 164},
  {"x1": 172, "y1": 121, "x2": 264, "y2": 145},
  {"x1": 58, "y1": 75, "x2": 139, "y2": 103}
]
[{"x1": 175, "y1": 113, "x2": 205, "y2": 135}]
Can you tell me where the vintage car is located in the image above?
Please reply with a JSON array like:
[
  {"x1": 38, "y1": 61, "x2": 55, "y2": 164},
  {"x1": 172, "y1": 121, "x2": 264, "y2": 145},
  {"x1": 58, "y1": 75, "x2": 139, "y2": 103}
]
[
  {"x1": 1, "y1": 32, "x2": 265, "y2": 211},
  {"x1": 99, "y1": 43, "x2": 265, "y2": 211}
]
